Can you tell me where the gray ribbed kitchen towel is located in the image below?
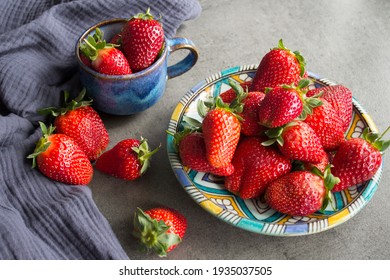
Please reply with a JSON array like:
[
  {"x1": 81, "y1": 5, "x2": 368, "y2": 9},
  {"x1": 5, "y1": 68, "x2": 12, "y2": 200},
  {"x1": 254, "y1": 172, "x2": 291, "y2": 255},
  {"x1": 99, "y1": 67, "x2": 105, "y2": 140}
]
[{"x1": 0, "y1": 0, "x2": 201, "y2": 260}]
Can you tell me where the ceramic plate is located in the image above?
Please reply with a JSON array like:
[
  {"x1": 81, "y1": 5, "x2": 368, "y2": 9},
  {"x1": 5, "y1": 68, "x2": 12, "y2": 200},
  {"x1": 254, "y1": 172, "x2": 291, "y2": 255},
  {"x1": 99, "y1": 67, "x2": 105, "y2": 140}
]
[{"x1": 167, "y1": 65, "x2": 383, "y2": 236}]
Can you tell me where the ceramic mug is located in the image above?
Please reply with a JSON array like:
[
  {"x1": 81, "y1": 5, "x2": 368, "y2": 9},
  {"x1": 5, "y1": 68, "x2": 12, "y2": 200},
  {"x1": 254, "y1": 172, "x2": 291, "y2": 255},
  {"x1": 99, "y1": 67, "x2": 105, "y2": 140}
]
[{"x1": 75, "y1": 18, "x2": 198, "y2": 115}]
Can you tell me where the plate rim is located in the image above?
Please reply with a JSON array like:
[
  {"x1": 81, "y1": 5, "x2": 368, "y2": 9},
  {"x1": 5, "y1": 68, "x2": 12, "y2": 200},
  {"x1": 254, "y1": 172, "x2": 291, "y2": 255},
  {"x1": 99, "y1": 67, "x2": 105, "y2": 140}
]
[{"x1": 166, "y1": 65, "x2": 383, "y2": 236}]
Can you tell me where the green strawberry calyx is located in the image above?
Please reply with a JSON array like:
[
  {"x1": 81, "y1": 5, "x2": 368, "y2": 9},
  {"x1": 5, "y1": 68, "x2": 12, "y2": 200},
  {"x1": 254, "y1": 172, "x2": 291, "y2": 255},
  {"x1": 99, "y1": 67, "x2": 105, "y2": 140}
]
[
  {"x1": 274, "y1": 39, "x2": 306, "y2": 77},
  {"x1": 132, "y1": 7, "x2": 158, "y2": 21},
  {"x1": 311, "y1": 164, "x2": 340, "y2": 212},
  {"x1": 132, "y1": 207, "x2": 181, "y2": 257},
  {"x1": 262, "y1": 122, "x2": 298, "y2": 147},
  {"x1": 197, "y1": 79, "x2": 247, "y2": 121},
  {"x1": 362, "y1": 126, "x2": 390, "y2": 152},
  {"x1": 132, "y1": 137, "x2": 161, "y2": 175},
  {"x1": 299, "y1": 90, "x2": 323, "y2": 121},
  {"x1": 80, "y1": 27, "x2": 118, "y2": 61},
  {"x1": 27, "y1": 122, "x2": 55, "y2": 168},
  {"x1": 37, "y1": 88, "x2": 92, "y2": 117}
]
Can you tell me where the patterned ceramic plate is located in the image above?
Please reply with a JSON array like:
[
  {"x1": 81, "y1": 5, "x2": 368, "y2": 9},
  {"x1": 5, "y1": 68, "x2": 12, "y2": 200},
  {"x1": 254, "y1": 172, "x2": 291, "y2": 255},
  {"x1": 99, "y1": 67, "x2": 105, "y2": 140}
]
[{"x1": 166, "y1": 65, "x2": 383, "y2": 236}]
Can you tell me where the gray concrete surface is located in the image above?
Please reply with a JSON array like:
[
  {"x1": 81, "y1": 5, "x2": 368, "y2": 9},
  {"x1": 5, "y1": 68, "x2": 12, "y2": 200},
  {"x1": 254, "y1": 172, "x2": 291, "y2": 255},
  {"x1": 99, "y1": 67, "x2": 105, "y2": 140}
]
[{"x1": 90, "y1": 0, "x2": 390, "y2": 259}]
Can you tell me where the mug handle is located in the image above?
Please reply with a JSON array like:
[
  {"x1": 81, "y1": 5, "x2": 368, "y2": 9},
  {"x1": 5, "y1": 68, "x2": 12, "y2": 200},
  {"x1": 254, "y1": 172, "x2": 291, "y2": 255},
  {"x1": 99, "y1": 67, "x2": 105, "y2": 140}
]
[{"x1": 166, "y1": 37, "x2": 199, "y2": 79}]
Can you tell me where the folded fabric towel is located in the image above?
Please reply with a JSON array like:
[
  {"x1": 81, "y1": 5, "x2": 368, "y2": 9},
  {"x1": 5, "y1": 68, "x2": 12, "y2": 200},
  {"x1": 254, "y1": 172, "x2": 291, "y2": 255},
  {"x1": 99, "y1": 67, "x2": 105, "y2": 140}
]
[{"x1": 0, "y1": 0, "x2": 201, "y2": 260}]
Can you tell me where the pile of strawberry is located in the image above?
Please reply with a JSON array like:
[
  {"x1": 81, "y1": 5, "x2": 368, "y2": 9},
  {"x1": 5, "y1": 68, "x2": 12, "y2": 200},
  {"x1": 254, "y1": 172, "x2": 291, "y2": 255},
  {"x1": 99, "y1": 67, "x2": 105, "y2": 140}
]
[
  {"x1": 28, "y1": 89, "x2": 185, "y2": 257},
  {"x1": 28, "y1": 88, "x2": 160, "y2": 185},
  {"x1": 79, "y1": 8, "x2": 164, "y2": 75},
  {"x1": 27, "y1": 87, "x2": 187, "y2": 257},
  {"x1": 175, "y1": 39, "x2": 390, "y2": 217}
]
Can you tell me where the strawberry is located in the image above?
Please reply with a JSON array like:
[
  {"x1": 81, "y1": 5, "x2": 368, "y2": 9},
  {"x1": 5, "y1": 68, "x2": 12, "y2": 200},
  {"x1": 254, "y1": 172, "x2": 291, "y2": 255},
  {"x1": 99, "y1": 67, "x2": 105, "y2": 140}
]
[
  {"x1": 133, "y1": 207, "x2": 187, "y2": 257},
  {"x1": 257, "y1": 85, "x2": 302, "y2": 128},
  {"x1": 257, "y1": 79, "x2": 318, "y2": 128},
  {"x1": 304, "y1": 98, "x2": 345, "y2": 151},
  {"x1": 240, "y1": 91, "x2": 266, "y2": 136},
  {"x1": 199, "y1": 87, "x2": 244, "y2": 169},
  {"x1": 220, "y1": 80, "x2": 265, "y2": 136},
  {"x1": 202, "y1": 107, "x2": 241, "y2": 168},
  {"x1": 331, "y1": 127, "x2": 390, "y2": 192},
  {"x1": 38, "y1": 89, "x2": 109, "y2": 161},
  {"x1": 250, "y1": 39, "x2": 306, "y2": 92},
  {"x1": 225, "y1": 137, "x2": 291, "y2": 199},
  {"x1": 175, "y1": 130, "x2": 234, "y2": 176},
  {"x1": 80, "y1": 27, "x2": 131, "y2": 75},
  {"x1": 95, "y1": 137, "x2": 160, "y2": 180},
  {"x1": 197, "y1": 80, "x2": 246, "y2": 168},
  {"x1": 121, "y1": 8, "x2": 164, "y2": 72},
  {"x1": 265, "y1": 167, "x2": 339, "y2": 216},
  {"x1": 27, "y1": 122, "x2": 93, "y2": 185},
  {"x1": 306, "y1": 85, "x2": 353, "y2": 132},
  {"x1": 263, "y1": 121, "x2": 326, "y2": 163}
]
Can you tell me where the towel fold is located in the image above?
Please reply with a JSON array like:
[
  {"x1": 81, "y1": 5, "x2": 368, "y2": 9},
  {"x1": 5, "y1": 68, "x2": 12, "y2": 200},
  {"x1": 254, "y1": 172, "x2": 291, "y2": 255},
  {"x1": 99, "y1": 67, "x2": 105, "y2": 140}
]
[{"x1": 0, "y1": 0, "x2": 201, "y2": 260}]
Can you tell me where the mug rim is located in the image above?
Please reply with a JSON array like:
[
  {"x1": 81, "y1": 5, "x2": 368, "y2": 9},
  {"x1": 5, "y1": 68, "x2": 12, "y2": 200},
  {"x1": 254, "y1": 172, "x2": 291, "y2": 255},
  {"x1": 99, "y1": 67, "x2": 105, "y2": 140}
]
[{"x1": 75, "y1": 18, "x2": 168, "y2": 80}]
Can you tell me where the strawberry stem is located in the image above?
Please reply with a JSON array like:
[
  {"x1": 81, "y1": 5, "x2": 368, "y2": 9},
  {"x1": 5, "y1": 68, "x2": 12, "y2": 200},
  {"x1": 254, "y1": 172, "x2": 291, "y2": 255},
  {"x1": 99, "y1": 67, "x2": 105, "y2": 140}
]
[
  {"x1": 38, "y1": 88, "x2": 92, "y2": 117},
  {"x1": 263, "y1": 126, "x2": 285, "y2": 146},
  {"x1": 132, "y1": 208, "x2": 181, "y2": 257},
  {"x1": 133, "y1": 7, "x2": 156, "y2": 21},
  {"x1": 311, "y1": 165, "x2": 339, "y2": 212},
  {"x1": 80, "y1": 28, "x2": 117, "y2": 61},
  {"x1": 363, "y1": 126, "x2": 390, "y2": 152},
  {"x1": 228, "y1": 79, "x2": 248, "y2": 114},
  {"x1": 377, "y1": 125, "x2": 390, "y2": 141},
  {"x1": 274, "y1": 39, "x2": 306, "y2": 77},
  {"x1": 131, "y1": 137, "x2": 161, "y2": 175},
  {"x1": 27, "y1": 122, "x2": 55, "y2": 168},
  {"x1": 296, "y1": 84, "x2": 323, "y2": 121}
]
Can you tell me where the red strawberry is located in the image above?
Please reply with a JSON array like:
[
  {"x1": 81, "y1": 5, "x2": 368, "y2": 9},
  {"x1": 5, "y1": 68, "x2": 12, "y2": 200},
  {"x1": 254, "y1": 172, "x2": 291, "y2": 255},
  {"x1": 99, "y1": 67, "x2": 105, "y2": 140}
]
[
  {"x1": 265, "y1": 167, "x2": 339, "y2": 216},
  {"x1": 133, "y1": 207, "x2": 187, "y2": 257},
  {"x1": 27, "y1": 122, "x2": 93, "y2": 185},
  {"x1": 331, "y1": 127, "x2": 390, "y2": 192},
  {"x1": 121, "y1": 8, "x2": 164, "y2": 72},
  {"x1": 225, "y1": 137, "x2": 291, "y2": 199},
  {"x1": 176, "y1": 131, "x2": 234, "y2": 176},
  {"x1": 95, "y1": 137, "x2": 160, "y2": 180},
  {"x1": 257, "y1": 84, "x2": 304, "y2": 128},
  {"x1": 257, "y1": 79, "x2": 316, "y2": 128},
  {"x1": 202, "y1": 105, "x2": 241, "y2": 169},
  {"x1": 38, "y1": 89, "x2": 109, "y2": 161},
  {"x1": 306, "y1": 85, "x2": 353, "y2": 132},
  {"x1": 304, "y1": 98, "x2": 345, "y2": 151},
  {"x1": 240, "y1": 91, "x2": 266, "y2": 136},
  {"x1": 263, "y1": 121, "x2": 326, "y2": 163},
  {"x1": 80, "y1": 27, "x2": 131, "y2": 75},
  {"x1": 220, "y1": 80, "x2": 265, "y2": 136},
  {"x1": 250, "y1": 39, "x2": 306, "y2": 92}
]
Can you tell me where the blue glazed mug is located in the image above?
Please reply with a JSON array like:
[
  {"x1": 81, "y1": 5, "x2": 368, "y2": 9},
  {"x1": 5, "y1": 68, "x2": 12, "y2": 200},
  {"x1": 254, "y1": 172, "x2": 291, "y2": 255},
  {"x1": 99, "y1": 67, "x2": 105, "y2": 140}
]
[{"x1": 75, "y1": 18, "x2": 198, "y2": 115}]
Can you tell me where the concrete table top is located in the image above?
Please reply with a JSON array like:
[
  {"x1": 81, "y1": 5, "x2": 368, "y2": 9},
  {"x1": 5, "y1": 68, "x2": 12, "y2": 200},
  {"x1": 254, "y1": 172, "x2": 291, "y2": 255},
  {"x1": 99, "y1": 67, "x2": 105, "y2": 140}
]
[{"x1": 91, "y1": 0, "x2": 390, "y2": 260}]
